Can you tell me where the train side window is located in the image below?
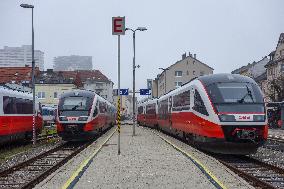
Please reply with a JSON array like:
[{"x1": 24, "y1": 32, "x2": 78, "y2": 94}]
[
  {"x1": 173, "y1": 90, "x2": 190, "y2": 111},
  {"x1": 93, "y1": 106, "x2": 98, "y2": 117},
  {"x1": 146, "y1": 104, "x2": 156, "y2": 115},
  {"x1": 138, "y1": 106, "x2": 143, "y2": 115},
  {"x1": 99, "y1": 102, "x2": 106, "y2": 113},
  {"x1": 193, "y1": 90, "x2": 208, "y2": 116}
]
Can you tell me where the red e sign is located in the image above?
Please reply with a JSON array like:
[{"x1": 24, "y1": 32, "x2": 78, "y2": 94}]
[{"x1": 112, "y1": 17, "x2": 125, "y2": 35}]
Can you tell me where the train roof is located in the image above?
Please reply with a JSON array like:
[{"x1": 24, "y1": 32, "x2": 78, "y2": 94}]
[
  {"x1": 59, "y1": 89, "x2": 115, "y2": 107},
  {"x1": 59, "y1": 90, "x2": 96, "y2": 98},
  {"x1": 198, "y1": 73, "x2": 256, "y2": 86},
  {"x1": 0, "y1": 86, "x2": 33, "y2": 99}
]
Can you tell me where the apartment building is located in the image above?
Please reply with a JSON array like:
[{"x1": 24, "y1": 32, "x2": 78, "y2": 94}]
[
  {"x1": 35, "y1": 69, "x2": 113, "y2": 104},
  {"x1": 150, "y1": 53, "x2": 214, "y2": 97},
  {"x1": 232, "y1": 57, "x2": 269, "y2": 79},
  {"x1": 53, "y1": 55, "x2": 92, "y2": 71},
  {"x1": 264, "y1": 33, "x2": 284, "y2": 102},
  {"x1": 0, "y1": 45, "x2": 44, "y2": 70}
]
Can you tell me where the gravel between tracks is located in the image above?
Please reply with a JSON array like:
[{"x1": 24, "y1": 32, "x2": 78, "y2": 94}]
[
  {"x1": 36, "y1": 125, "x2": 253, "y2": 189},
  {"x1": 0, "y1": 139, "x2": 63, "y2": 172}
]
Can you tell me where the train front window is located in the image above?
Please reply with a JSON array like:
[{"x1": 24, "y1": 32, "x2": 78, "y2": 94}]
[
  {"x1": 206, "y1": 82, "x2": 264, "y2": 113},
  {"x1": 58, "y1": 96, "x2": 92, "y2": 116}
]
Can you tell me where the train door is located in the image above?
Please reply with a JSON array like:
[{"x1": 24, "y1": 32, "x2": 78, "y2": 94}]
[
  {"x1": 92, "y1": 101, "x2": 99, "y2": 128},
  {"x1": 1, "y1": 96, "x2": 11, "y2": 139},
  {"x1": 192, "y1": 89, "x2": 209, "y2": 134},
  {"x1": 168, "y1": 96, "x2": 172, "y2": 129}
]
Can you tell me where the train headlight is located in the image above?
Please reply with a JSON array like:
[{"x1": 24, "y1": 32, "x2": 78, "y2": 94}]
[
  {"x1": 218, "y1": 115, "x2": 236, "y2": 122},
  {"x1": 253, "y1": 115, "x2": 265, "y2": 122},
  {"x1": 59, "y1": 116, "x2": 68, "y2": 121},
  {"x1": 78, "y1": 116, "x2": 88, "y2": 121}
]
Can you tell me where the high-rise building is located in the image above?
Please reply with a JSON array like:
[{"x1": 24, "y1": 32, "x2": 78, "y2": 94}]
[
  {"x1": 0, "y1": 45, "x2": 44, "y2": 71},
  {"x1": 53, "y1": 55, "x2": 92, "y2": 71}
]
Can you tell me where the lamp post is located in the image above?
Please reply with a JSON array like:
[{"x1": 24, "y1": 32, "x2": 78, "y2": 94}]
[
  {"x1": 125, "y1": 27, "x2": 147, "y2": 137},
  {"x1": 20, "y1": 3, "x2": 36, "y2": 145},
  {"x1": 159, "y1": 68, "x2": 169, "y2": 95}
]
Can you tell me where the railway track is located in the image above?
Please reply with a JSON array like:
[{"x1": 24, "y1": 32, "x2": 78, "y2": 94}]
[
  {"x1": 0, "y1": 141, "x2": 92, "y2": 189},
  {"x1": 213, "y1": 154, "x2": 284, "y2": 189},
  {"x1": 264, "y1": 137, "x2": 284, "y2": 152}
]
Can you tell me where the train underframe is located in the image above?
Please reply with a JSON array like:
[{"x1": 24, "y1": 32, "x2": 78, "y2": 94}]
[
  {"x1": 143, "y1": 121, "x2": 267, "y2": 155},
  {"x1": 57, "y1": 122, "x2": 114, "y2": 141}
]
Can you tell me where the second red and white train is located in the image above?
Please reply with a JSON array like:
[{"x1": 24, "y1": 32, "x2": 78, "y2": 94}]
[
  {"x1": 138, "y1": 73, "x2": 268, "y2": 154},
  {"x1": 56, "y1": 90, "x2": 116, "y2": 141}
]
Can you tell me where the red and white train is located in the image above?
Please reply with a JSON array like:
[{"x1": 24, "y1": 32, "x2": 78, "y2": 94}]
[
  {"x1": 0, "y1": 87, "x2": 43, "y2": 144},
  {"x1": 137, "y1": 74, "x2": 268, "y2": 154},
  {"x1": 56, "y1": 90, "x2": 116, "y2": 141}
]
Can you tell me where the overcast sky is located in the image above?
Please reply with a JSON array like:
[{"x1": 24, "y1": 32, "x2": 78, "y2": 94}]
[{"x1": 1, "y1": 0, "x2": 284, "y2": 95}]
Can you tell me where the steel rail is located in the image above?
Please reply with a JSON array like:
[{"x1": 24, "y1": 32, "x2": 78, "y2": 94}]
[
  {"x1": 214, "y1": 155, "x2": 284, "y2": 189},
  {"x1": 0, "y1": 141, "x2": 92, "y2": 189}
]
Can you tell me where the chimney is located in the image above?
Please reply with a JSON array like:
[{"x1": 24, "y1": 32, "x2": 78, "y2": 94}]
[
  {"x1": 25, "y1": 64, "x2": 29, "y2": 67},
  {"x1": 194, "y1": 54, "x2": 196, "y2": 59},
  {"x1": 189, "y1": 52, "x2": 192, "y2": 57},
  {"x1": 47, "y1": 69, "x2": 53, "y2": 74},
  {"x1": 182, "y1": 53, "x2": 186, "y2": 60}
]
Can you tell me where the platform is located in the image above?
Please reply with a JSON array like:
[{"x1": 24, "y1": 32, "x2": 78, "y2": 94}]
[{"x1": 36, "y1": 124, "x2": 253, "y2": 189}]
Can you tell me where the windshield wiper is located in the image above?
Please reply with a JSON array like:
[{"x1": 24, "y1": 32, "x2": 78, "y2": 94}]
[
  {"x1": 237, "y1": 85, "x2": 254, "y2": 103},
  {"x1": 71, "y1": 105, "x2": 80, "y2": 110}
]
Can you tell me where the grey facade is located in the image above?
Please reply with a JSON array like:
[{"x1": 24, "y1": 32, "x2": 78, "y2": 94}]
[
  {"x1": 150, "y1": 53, "x2": 214, "y2": 97},
  {"x1": 53, "y1": 55, "x2": 92, "y2": 71},
  {"x1": 84, "y1": 80, "x2": 114, "y2": 103},
  {"x1": 0, "y1": 45, "x2": 44, "y2": 71},
  {"x1": 231, "y1": 57, "x2": 269, "y2": 79}
]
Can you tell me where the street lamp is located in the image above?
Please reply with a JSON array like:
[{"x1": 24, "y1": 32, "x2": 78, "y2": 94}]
[
  {"x1": 159, "y1": 67, "x2": 169, "y2": 95},
  {"x1": 20, "y1": 3, "x2": 36, "y2": 145},
  {"x1": 125, "y1": 26, "x2": 147, "y2": 137}
]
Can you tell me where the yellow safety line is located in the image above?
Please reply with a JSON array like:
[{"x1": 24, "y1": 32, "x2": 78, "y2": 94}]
[
  {"x1": 62, "y1": 128, "x2": 116, "y2": 189},
  {"x1": 154, "y1": 131, "x2": 227, "y2": 189}
]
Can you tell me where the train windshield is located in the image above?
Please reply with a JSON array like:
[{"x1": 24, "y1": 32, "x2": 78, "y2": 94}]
[
  {"x1": 206, "y1": 82, "x2": 264, "y2": 113},
  {"x1": 58, "y1": 96, "x2": 92, "y2": 116}
]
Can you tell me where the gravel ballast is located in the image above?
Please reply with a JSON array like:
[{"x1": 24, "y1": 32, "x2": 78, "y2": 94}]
[{"x1": 36, "y1": 125, "x2": 254, "y2": 189}]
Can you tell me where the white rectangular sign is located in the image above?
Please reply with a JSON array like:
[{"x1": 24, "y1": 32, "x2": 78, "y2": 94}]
[{"x1": 112, "y1": 17, "x2": 125, "y2": 35}]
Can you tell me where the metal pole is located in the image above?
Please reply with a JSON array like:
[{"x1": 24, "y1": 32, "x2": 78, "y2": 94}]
[
  {"x1": 118, "y1": 35, "x2": 121, "y2": 155},
  {"x1": 133, "y1": 31, "x2": 136, "y2": 136},
  {"x1": 164, "y1": 70, "x2": 167, "y2": 95},
  {"x1": 31, "y1": 8, "x2": 36, "y2": 145}
]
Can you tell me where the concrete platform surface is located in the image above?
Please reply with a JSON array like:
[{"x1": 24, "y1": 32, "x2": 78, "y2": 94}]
[{"x1": 36, "y1": 125, "x2": 253, "y2": 189}]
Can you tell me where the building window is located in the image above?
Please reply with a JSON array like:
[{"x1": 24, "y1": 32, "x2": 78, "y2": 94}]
[
  {"x1": 175, "y1": 71, "x2": 182, "y2": 77},
  {"x1": 281, "y1": 64, "x2": 284, "y2": 72},
  {"x1": 200, "y1": 71, "x2": 204, "y2": 76},
  {"x1": 37, "y1": 92, "x2": 45, "y2": 99},
  {"x1": 174, "y1": 81, "x2": 183, "y2": 88},
  {"x1": 54, "y1": 92, "x2": 58, "y2": 98},
  {"x1": 193, "y1": 70, "x2": 196, "y2": 75}
]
